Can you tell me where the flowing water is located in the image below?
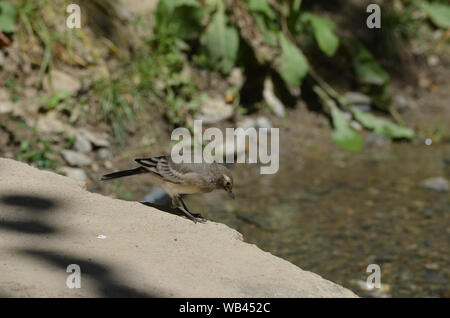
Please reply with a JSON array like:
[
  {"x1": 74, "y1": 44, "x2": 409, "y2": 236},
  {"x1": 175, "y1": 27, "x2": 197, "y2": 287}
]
[{"x1": 183, "y1": 123, "x2": 450, "y2": 298}]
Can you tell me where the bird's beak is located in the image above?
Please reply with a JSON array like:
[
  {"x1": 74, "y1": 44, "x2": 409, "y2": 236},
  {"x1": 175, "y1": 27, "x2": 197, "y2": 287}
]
[{"x1": 228, "y1": 189, "x2": 235, "y2": 199}]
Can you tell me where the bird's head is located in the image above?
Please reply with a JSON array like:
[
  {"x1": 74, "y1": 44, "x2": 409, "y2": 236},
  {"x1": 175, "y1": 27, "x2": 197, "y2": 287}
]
[{"x1": 220, "y1": 172, "x2": 234, "y2": 199}]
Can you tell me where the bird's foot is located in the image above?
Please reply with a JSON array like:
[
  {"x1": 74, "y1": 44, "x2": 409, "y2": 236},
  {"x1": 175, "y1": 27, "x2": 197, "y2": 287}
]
[
  {"x1": 177, "y1": 206, "x2": 207, "y2": 224},
  {"x1": 192, "y1": 214, "x2": 207, "y2": 223}
]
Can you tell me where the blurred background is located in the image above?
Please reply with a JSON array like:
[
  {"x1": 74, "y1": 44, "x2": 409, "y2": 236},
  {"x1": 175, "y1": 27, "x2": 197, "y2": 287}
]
[{"x1": 0, "y1": 0, "x2": 448, "y2": 297}]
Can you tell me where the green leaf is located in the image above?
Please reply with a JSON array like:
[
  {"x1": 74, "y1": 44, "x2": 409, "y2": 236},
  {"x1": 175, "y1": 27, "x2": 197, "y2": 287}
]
[
  {"x1": 421, "y1": 2, "x2": 450, "y2": 29},
  {"x1": 331, "y1": 107, "x2": 363, "y2": 151},
  {"x1": 201, "y1": 8, "x2": 239, "y2": 74},
  {"x1": 172, "y1": 5, "x2": 204, "y2": 39},
  {"x1": 292, "y1": 0, "x2": 302, "y2": 13},
  {"x1": 352, "y1": 46, "x2": 389, "y2": 86},
  {"x1": 251, "y1": 12, "x2": 279, "y2": 46},
  {"x1": 248, "y1": 0, "x2": 276, "y2": 20},
  {"x1": 304, "y1": 13, "x2": 339, "y2": 57},
  {"x1": 40, "y1": 91, "x2": 71, "y2": 110},
  {"x1": 155, "y1": 1, "x2": 204, "y2": 40},
  {"x1": 0, "y1": 1, "x2": 16, "y2": 33},
  {"x1": 314, "y1": 86, "x2": 363, "y2": 151},
  {"x1": 248, "y1": 0, "x2": 280, "y2": 46},
  {"x1": 352, "y1": 108, "x2": 414, "y2": 139},
  {"x1": 279, "y1": 34, "x2": 309, "y2": 86}
]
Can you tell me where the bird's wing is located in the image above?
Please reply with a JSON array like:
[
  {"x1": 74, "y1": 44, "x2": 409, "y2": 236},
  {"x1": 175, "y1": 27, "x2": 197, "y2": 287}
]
[{"x1": 135, "y1": 156, "x2": 191, "y2": 184}]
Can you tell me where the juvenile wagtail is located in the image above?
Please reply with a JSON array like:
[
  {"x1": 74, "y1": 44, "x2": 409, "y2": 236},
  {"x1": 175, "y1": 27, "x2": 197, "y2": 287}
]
[{"x1": 101, "y1": 155, "x2": 234, "y2": 223}]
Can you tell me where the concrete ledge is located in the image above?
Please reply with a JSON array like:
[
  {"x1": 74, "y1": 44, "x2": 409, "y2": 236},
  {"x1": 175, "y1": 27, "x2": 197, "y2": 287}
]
[{"x1": 0, "y1": 158, "x2": 357, "y2": 297}]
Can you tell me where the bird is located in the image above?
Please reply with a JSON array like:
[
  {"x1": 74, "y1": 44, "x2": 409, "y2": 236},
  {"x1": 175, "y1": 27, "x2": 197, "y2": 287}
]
[{"x1": 101, "y1": 155, "x2": 234, "y2": 223}]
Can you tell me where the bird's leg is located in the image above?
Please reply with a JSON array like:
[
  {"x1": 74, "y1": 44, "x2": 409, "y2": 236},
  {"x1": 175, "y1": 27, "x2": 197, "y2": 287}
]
[
  {"x1": 174, "y1": 195, "x2": 207, "y2": 223},
  {"x1": 179, "y1": 196, "x2": 207, "y2": 222}
]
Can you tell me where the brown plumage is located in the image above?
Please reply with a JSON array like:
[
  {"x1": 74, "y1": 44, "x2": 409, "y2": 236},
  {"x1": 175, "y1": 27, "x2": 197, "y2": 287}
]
[{"x1": 101, "y1": 155, "x2": 234, "y2": 223}]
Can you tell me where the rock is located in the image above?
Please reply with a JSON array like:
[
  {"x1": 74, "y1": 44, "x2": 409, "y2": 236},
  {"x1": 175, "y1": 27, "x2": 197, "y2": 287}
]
[
  {"x1": 79, "y1": 129, "x2": 110, "y2": 148},
  {"x1": 60, "y1": 149, "x2": 92, "y2": 166},
  {"x1": 349, "y1": 280, "x2": 390, "y2": 298},
  {"x1": 104, "y1": 160, "x2": 113, "y2": 169},
  {"x1": 420, "y1": 177, "x2": 449, "y2": 192},
  {"x1": 0, "y1": 89, "x2": 13, "y2": 114},
  {"x1": 59, "y1": 166, "x2": 88, "y2": 182},
  {"x1": 97, "y1": 148, "x2": 112, "y2": 160},
  {"x1": 36, "y1": 112, "x2": 74, "y2": 134},
  {"x1": 343, "y1": 91, "x2": 372, "y2": 105},
  {"x1": 393, "y1": 95, "x2": 413, "y2": 111},
  {"x1": 350, "y1": 120, "x2": 362, "y2": 131},
  {"x1": 343, "y1": 91, "x2": 371, "y2": 111},
  {"x1": 43, "y1": 70, "x2": 81, "y2": 95},
  {"x1": 143, "y1": 187, "x2": 171, "y2": 206},
  {"x1": 0, "y1": 100, "x2": 13, "y2": 114},
  {"x1": 195, "y1": 96, "x2": 233, "y2": 124},
  {"x1": 12, "y1": 98, "x2": 40, "y2": 125},
  {"x1": 73, "y1": 132, "x2": 92, "y2": 153},
  {"x1": 228, "y1": 67, "x2": 244, "y2": 88},
  {"x1": 424, "y1": 263, "x2": 439, "y2": 270},
  {"x1": 237, "y1": 116, "x2": 272, "y2": 130},
  {"x1": 263, "y1": 77, "x2": 285, "y2": 118},
  {"x1": 427, "y1": 55, "x2": 440, "y2": 67},
  {"x1": 237, "y1": 117, "x2": 256, "y2": 130},
  {"x1": 255, "y1": 116, "x2": 272, "y2": 130},
  {"x1": 0, "y1": 158, "x2": 358, "y2": 297}
]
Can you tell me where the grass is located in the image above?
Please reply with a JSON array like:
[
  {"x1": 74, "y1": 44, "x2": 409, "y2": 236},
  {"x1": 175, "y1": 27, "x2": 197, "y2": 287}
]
[
  {"x1": 93, "y1": 28, "x2": 203, "y2": 142},
  {"x1": 15, "y1": 138, "x2": 56, "y2": 170}
]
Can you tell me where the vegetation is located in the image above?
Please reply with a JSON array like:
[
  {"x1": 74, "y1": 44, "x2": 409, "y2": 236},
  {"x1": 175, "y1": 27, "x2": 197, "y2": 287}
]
[
  {"x1": 1, "y1": 0, "x2": 449, "y2": 157},
  {"x1": 144, "y1": 0, "x2": 449, "y2": 150},
  {"x1": 15, "y1": 138, "x2": 56, "y2": 170}
]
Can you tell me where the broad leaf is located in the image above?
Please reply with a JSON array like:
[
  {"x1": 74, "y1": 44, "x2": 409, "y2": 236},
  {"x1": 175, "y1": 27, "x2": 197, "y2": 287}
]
[
  {"x1": 421, "y1": 2, "x2": 450, "y2": 29},
  {"x1": 352, "y1": 46, "x2": 389, "y2": 86},
  {"x1": 248, "y1": 0, "x2": 279, "y2": 46},
  {"x1": 304, "y1": 13, "x2": 339, "y2": 57},
  {"x1": 248, "y1": 0, "x2": 276, "y2": 20},
  {"x1": 279, "y1": 34, "x2": 309, "y2": 86},
  {"x1": 155, "y1": 1, "x2": 204, "y2": 40},
  {"x1": 172, "y1": 5, "x2": 205, "y2": 39},
  {"x1": 330, "y1": 105, "x2": 363, "y2": 151},
  {"x1": 201, "y1": 8, "x2": 239, "y2": 74},
  {"x1": 314, "y1": 86, "x2": 363, "y2": 151},
  {"x1": 0, "y1": 1, "x2": 16, "y2": 33},
  {"x1": 352, "y1": 108, "x2": 414, "y2": 139}
]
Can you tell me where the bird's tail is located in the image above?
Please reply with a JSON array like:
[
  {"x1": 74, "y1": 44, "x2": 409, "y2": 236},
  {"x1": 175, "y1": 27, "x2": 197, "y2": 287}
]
[{"x1": 101, "y1": 166, "x2": 148, "y2": 181}]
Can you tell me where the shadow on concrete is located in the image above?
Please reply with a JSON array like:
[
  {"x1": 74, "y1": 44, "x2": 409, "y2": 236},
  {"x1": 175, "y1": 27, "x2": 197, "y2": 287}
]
[
  {"x1": 0, "y1": 220, "x2": 56, "y2": 234},
  {"x1": 1, "y1": 193, "x2": 154, "y2": 297},
  {"x1": 1, "y1": 195, "x2": 58, "y2": 213},
  {"x1": 140, "y1": 201, "x2": 184, "y2": 217},
  {"x1": 18, "y1": 248, "x2": 154, "y2": 297},
  {"x1": 0, "y1": 194, "x2": 59, "y2": 235}
]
